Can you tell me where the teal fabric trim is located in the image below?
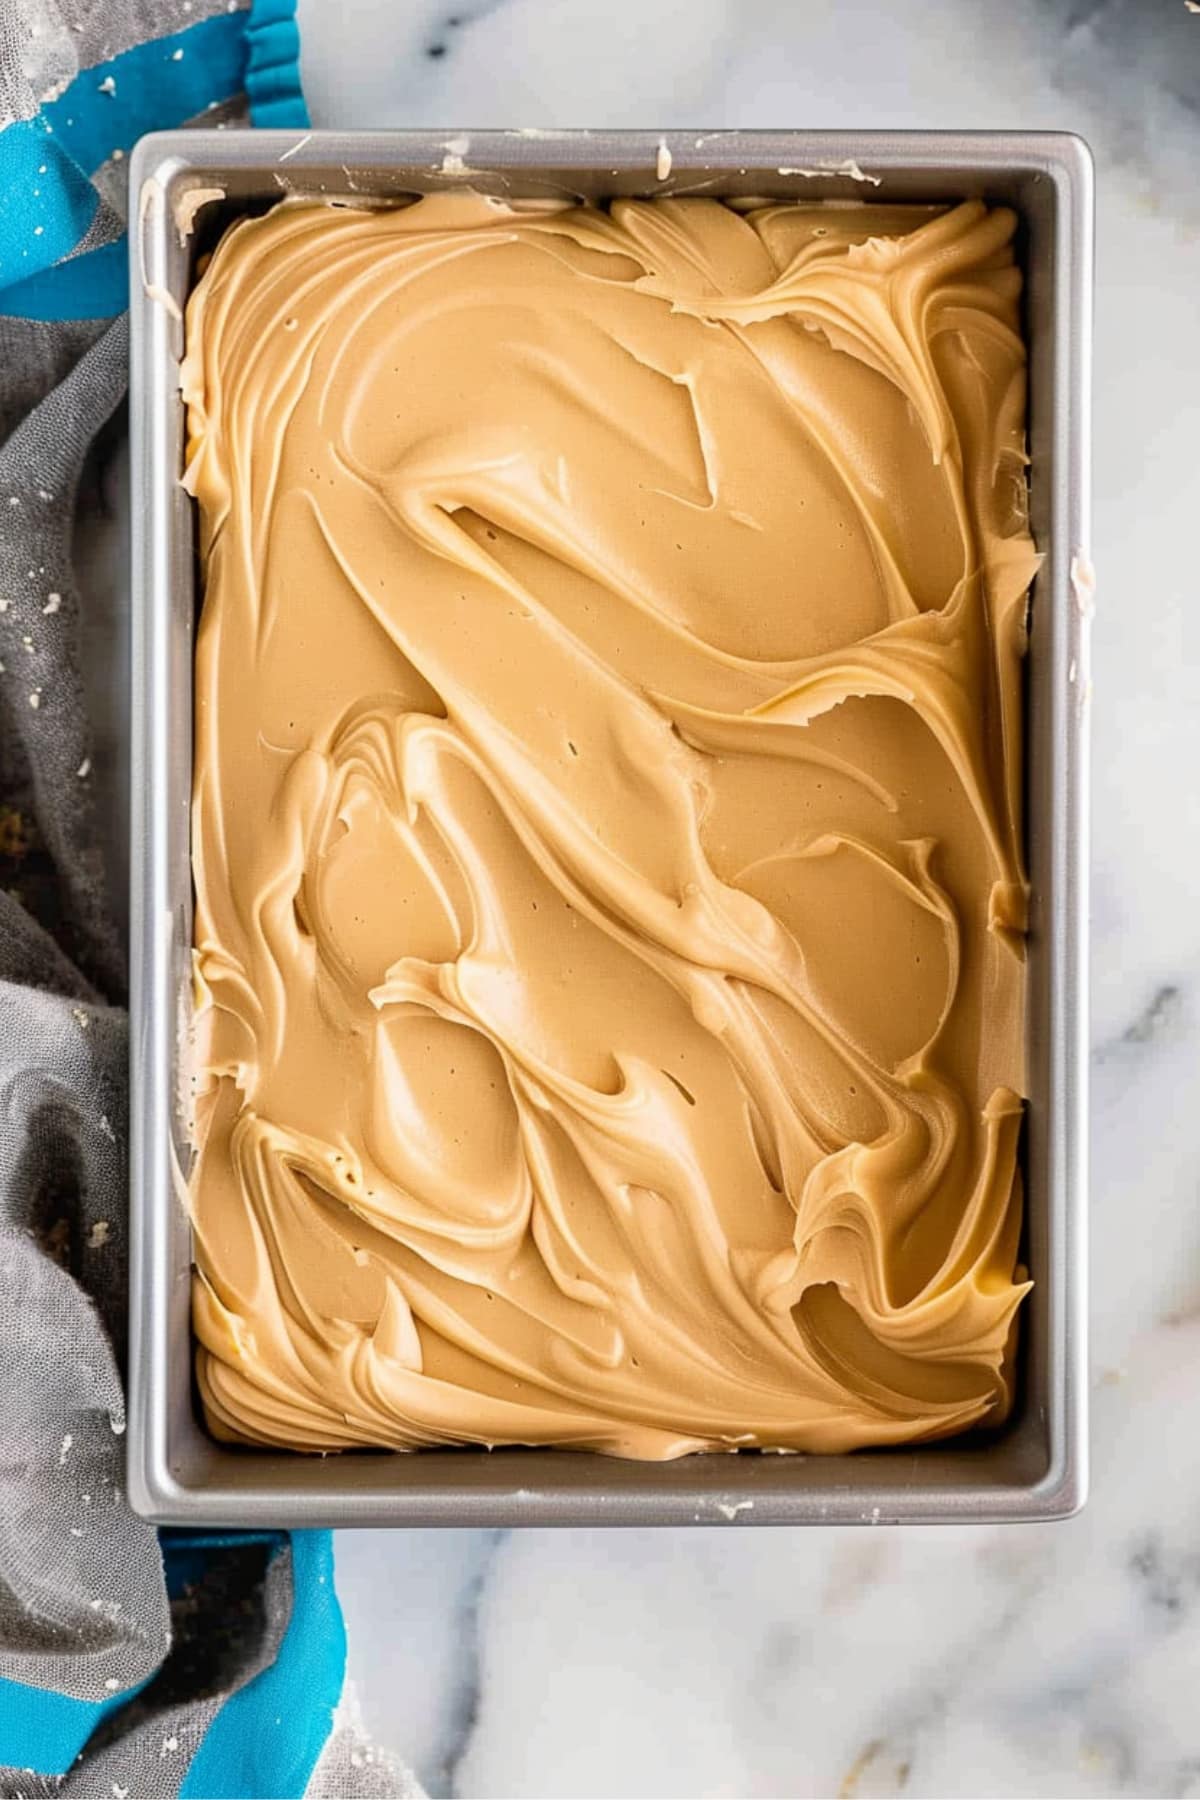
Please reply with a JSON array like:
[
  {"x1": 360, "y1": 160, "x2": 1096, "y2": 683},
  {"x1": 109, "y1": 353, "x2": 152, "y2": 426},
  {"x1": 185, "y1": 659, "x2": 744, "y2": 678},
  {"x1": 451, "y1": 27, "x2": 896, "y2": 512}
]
[
  {"x1": 0, "y1": 1, "x2": 306, "y2": 320},
  {"x1": 0, "y1": 1531, "x2": 340, "y2": 1782},
  {"x1": 0, "y1": 117, "x2": 99, "y2": 294},
  {"x1": 42, "y1": 14, "x2": 251, "y2": 177},
  {"x1": 0, "y1": 1671, "x2": 152, "y2": 1778},
  {"x1": 178, "y1": 1532, "x2": 347, "y2": 1800},
  {"x1": 246, "y1": 0, "x2": 310, "y2": 127},
  {"x1": 0, "y1": 237, "x2": 127, "y2": 322}
]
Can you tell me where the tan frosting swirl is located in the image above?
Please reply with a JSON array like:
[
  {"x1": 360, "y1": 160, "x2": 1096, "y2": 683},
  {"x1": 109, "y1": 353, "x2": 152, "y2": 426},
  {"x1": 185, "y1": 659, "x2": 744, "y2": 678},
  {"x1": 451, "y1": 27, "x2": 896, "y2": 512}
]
[{"x1": 183, "y1": 193, "x2": 1036, "y2": 1458}]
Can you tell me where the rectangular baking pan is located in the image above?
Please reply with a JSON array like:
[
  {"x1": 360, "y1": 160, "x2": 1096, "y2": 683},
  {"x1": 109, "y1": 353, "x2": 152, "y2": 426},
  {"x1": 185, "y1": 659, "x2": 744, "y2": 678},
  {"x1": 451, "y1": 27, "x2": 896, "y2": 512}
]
[{"x1": 128, "y1": 129, "x2": 1092, "y2": 1526}]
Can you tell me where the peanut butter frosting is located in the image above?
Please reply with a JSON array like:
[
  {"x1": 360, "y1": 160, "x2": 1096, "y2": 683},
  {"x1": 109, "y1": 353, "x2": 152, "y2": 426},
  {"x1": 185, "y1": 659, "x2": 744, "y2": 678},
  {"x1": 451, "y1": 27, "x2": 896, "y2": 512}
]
[{"x1": 182, "y1": 192, "x2": 1036, "y2": 1458}]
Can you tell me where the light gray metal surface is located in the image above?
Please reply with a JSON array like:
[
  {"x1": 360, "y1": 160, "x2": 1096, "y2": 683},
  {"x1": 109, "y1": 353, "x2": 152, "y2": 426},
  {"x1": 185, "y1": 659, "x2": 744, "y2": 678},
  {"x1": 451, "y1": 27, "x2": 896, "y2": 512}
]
[{"x1": 127, "y1": 129, "x2": 1091, "y2": 1526}]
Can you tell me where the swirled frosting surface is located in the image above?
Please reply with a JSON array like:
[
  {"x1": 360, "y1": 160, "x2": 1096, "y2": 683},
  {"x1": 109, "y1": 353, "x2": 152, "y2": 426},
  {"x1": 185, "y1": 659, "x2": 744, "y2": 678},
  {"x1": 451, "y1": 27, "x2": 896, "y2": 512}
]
[{"x1": 184, "y1": 193, "x2": 1036, "y2": 1457}]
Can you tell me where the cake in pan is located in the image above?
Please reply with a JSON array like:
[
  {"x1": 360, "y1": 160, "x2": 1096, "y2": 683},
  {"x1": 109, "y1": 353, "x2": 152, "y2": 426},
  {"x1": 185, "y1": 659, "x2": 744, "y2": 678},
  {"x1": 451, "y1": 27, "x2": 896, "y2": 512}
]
[{"x1": 182, "y1": 193, "x2": 1035, "y2": 1457}]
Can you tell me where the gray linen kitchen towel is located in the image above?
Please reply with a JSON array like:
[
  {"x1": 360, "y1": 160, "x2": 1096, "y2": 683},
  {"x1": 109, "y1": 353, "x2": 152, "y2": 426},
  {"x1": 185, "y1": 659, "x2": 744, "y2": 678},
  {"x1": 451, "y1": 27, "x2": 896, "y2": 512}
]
[{"x1": 0, "y1": 2, "x2": 418, "y2": 1792}]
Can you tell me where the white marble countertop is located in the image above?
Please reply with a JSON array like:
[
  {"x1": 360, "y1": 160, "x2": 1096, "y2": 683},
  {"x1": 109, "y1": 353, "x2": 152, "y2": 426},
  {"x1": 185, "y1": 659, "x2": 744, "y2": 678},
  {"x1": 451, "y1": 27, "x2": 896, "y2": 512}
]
[{"x1": 292, "y1": 1, "x2": 1200, "y2": 1793}]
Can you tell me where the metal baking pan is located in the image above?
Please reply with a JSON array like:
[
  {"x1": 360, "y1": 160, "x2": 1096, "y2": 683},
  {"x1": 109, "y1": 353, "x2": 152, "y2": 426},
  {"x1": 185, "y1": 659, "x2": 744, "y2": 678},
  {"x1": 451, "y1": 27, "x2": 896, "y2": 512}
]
[{"x1": 128, "y1": 129, "x2": 1091, "y2": 1526}]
